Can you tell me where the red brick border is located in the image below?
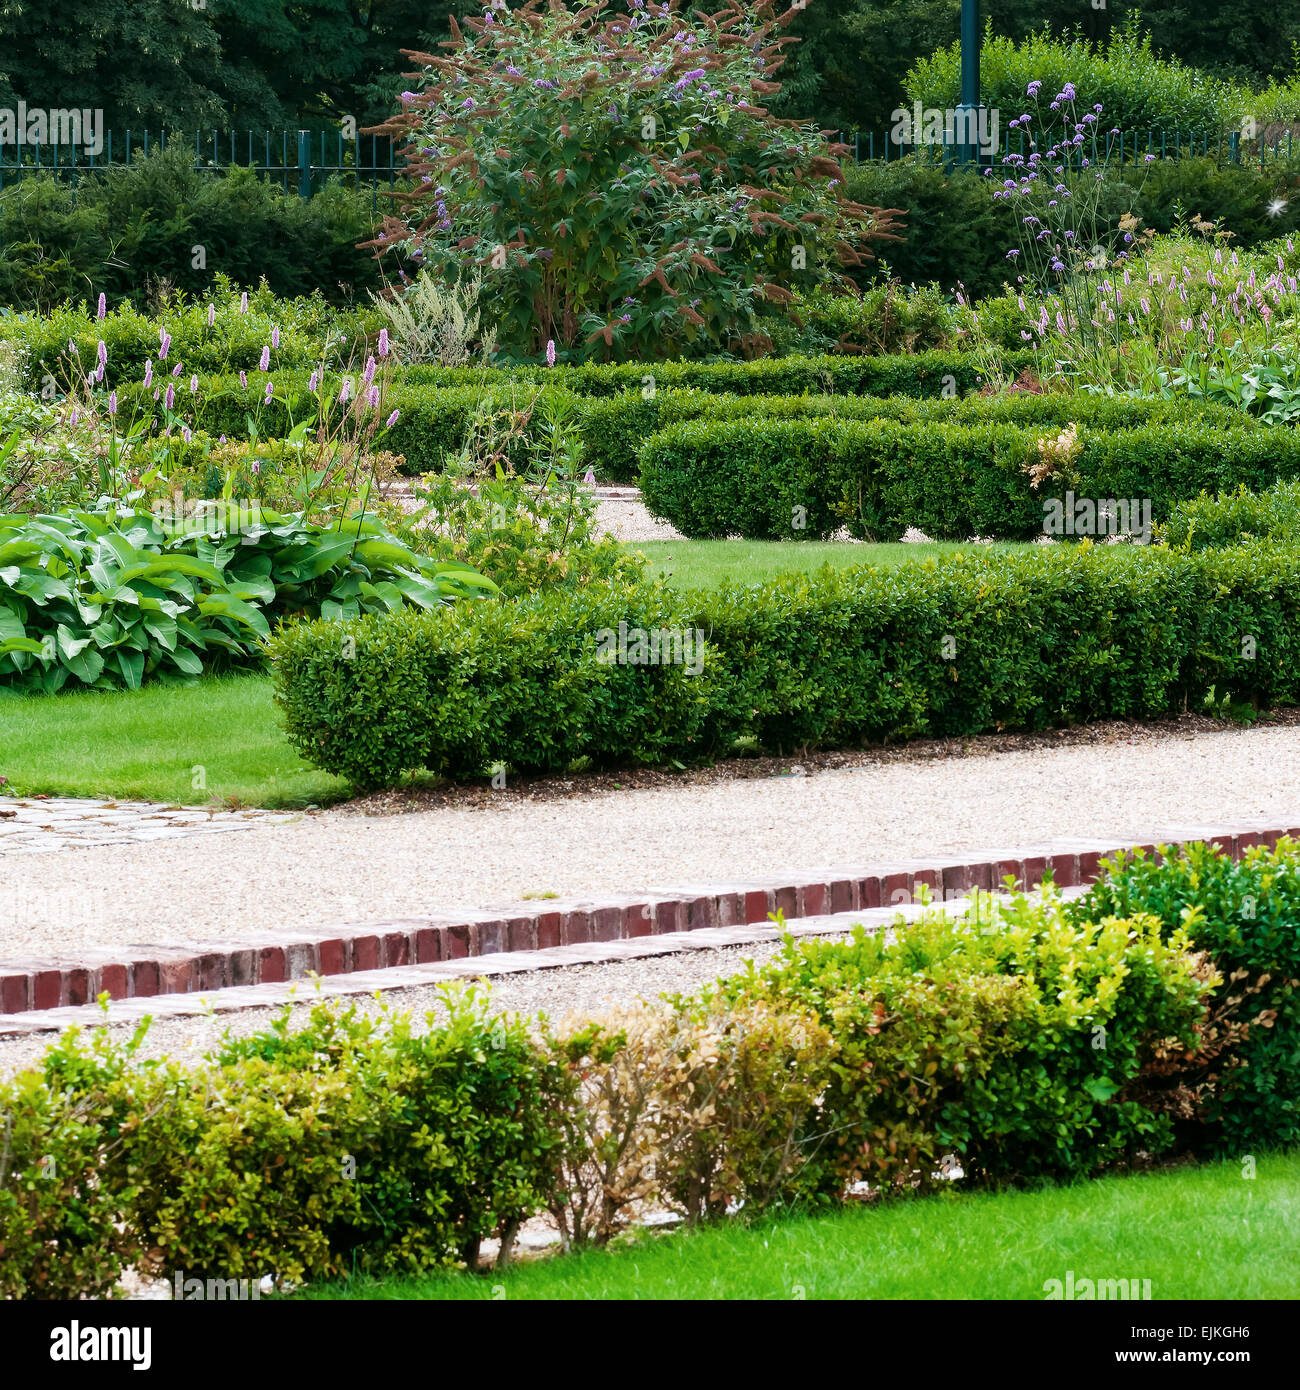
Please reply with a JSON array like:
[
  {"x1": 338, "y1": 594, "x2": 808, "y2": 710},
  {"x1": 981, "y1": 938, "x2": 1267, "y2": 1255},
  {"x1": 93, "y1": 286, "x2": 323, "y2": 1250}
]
[{"x1": 1, "y1": 819, "x2": 1295, "y2": 1016}]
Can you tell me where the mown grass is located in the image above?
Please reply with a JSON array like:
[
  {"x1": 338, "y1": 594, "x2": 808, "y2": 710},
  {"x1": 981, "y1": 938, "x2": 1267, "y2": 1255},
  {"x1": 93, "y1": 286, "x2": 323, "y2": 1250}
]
[
  {"x1": 298, "y1": 1150, "x2": 1300, "y2": 1302},
  {"x1": 630, "y1": 539, "x2": 1027, "y2": 590},
  {"x1": 0, "y1": 673, "x2": 347, "y2": 808}
]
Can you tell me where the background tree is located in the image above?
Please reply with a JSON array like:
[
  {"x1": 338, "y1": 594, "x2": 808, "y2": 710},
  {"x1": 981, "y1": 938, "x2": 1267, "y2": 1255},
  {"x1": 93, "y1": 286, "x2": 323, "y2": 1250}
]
[{"x1": 0, "y1": 0, "x2": 225, "y2": 132}]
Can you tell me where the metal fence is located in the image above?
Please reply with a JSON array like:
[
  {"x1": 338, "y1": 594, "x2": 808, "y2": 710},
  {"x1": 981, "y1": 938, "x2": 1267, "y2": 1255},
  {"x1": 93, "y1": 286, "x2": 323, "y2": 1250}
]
[
  {"x1": 0, "y1": 123, "x2": 1295, "y2": 203},
  {"x1": 0, "y1": 129, "x2": 406, "y2": 211}
]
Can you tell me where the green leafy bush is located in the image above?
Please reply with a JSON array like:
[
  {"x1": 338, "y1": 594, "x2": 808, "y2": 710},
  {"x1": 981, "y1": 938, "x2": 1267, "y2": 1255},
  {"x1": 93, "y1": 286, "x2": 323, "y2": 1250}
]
[
  {"x1": 131, "y1": 990, "x2": 562, "y2": 1282},
  {"x1": 706, "y1": 893, "x2": 1208, "y2": 1195},
  {"x1": 639, "y1": 413, "x2": 1300, "y2": 541},
  {"x1": 0, "y1": 507, "x2": 493, "y2": 693},
  {"x1": 1162, "y1": 478, "x2": 1300, "y2": 549},
  {"x1": 906, "y1": 23, "x2": 1242, "y2": 138},
  {"x1": 271, "y1": 542, "x2": 1300, "y2": 788},
  {"x1": 271, "y1": 580, "x2": 713, "y2": 787},
  {"x1": 841, "y1": 156, "x2": 1300, "y2": 303},
  {"x1": 0, "y1": 148, "x2": 388, "y2": 315},
  {"x1": 112, "y1": 352, "x2": 1038, "y2": 485},
  {"x1": 4, "y1": 274, "x2": 374, "y2": 392},
  {"x1": 768, "y1": 282, "x2": 965, "y2": 357},
  {"x1": 1071, "y1": 840, "x2": 1300, "y2": 1155},
  {"x1": 0, "y1": 1030, "x2": 143, "y2": 1299}
]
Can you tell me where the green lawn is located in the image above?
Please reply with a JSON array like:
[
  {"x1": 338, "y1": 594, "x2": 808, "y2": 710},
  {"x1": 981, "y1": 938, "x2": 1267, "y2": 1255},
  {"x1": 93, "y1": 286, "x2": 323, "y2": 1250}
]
[
  {"x1": 297, "y1": 1150, "x2": 1300, "y2": 1301},
  {"x1": 0, "y1": 673, "x2": 347, "y2": 808},
  {"x1": 631, "y1": 539, "x2": 1026, "y2": 590}
]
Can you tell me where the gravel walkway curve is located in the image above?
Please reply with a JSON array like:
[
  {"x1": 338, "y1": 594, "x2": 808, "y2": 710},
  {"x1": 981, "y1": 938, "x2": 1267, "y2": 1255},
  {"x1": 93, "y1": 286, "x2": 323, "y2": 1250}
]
[{"x1": 2, "y1": 719, "x2": 1299, "y2": 959}]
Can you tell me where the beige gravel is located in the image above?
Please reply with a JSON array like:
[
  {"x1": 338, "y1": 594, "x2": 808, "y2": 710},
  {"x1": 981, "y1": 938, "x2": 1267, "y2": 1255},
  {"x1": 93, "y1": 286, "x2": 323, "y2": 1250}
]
[
  {"x1": 2, "y1": 718, "x2": 1299, "y2": 959},
  {"x1": 595, "y1": 495, "x2": 681, "y2": 542},
  {"x1": 0, "y1": 937, "x2": 815, "y2": 1075}
]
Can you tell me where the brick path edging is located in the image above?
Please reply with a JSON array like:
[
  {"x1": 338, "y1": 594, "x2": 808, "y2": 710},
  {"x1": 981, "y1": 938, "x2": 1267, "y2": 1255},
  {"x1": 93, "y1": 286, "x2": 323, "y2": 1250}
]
[{"x1": 1, "y1": 818, "x2": 1295, "y2": 1017}]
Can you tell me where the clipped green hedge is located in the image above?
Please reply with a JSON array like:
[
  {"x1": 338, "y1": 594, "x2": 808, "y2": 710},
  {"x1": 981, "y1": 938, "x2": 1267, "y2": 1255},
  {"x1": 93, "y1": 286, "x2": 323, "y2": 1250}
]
[
  {"x1": 13, "y1": 859, "x2": 1289, "y2": 1295},
  {"x1": 1161, "y1": 478, "x2": 1300, "y2": 550},
  {"x1": 640, "y1": 416, "x2": 1300, "y2": 541},
  {"x1": 117, "y1": 364, "x2": 1240, "y2": 486},
  {"x1": 271, "y1": 543, "x2": 1300, "y2": 789},
  {"x1": 399, "y1": 349, "x2": 1031, "y2": 398}
]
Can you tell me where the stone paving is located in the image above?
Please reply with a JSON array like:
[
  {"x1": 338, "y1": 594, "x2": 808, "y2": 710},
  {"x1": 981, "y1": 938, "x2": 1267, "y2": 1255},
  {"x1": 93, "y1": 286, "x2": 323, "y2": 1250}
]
[{"x1": 0, "y1": 796, "x2": 301, "y2": 855}]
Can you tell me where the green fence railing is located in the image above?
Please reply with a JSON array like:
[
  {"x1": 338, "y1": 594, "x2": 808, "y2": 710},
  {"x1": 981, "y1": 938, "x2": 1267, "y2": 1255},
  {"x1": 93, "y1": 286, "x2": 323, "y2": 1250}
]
[
  {"x1": 0, "y1": 128, "x2": 407, "y2": 211},
  {"x1": 0, "y1": 123, "x2": 1295, "y2": 202}
]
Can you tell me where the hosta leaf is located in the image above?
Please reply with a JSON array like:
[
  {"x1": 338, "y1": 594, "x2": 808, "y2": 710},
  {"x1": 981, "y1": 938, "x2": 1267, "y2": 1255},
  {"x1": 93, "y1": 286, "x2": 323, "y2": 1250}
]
[
  {"x1": 56, "y1": 624, "x2": 91, "y2": 662},
  {"x1": 62, "y1": 644, "x2": 104, "y2": 685},
  {"x1": 115, "y1": 649, "x2": 145, "y2": 689},
  {"x1": 167, "y1": 646, "x2": 205, "y2": 676}
]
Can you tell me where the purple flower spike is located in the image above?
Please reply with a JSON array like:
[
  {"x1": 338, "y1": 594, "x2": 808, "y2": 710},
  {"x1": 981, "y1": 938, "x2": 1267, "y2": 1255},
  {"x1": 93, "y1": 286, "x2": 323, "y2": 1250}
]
[
  {"x1": 97, "y1": 293, "x2": 107, "y2": 320},
  {"x1": 259, "y1": 346, "x2": 270, "y2": 372},
  {"x1": 386, "y1": 409, "x2": 400, "y2": 428}
]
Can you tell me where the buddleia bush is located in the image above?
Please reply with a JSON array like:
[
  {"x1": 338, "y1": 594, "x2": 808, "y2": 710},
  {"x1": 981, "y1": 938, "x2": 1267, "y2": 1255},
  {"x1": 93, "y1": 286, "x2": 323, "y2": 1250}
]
[{"x1": 369, "y1": 0, "x2": 904, "y2": 362}]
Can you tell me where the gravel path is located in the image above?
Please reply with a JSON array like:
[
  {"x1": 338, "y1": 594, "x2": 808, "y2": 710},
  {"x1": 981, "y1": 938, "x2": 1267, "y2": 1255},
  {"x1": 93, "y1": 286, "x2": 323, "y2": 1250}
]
[
  {"x1": 0, "y1": 937, "x2": 811, "y2": 1075},
  {"x1": 2, "y1": 718, "x2": 1299, "y2": 959}
]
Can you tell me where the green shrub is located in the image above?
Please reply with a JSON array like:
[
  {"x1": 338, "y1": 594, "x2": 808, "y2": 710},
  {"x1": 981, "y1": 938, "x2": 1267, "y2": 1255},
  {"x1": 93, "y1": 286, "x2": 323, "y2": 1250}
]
[
  {"x1": 271, "y1": 581, "x2": 714, "y2": 788},
  {"x1": 639, "y1": 413, "x2": 1300, "y2": 541},
  {"x1": 0, "y1": 148, "x2": 388, "y2": 315},
  {"x1": 907, "y1": 24, "x2": 1242, "y2": 138},
  {"x1": 0, "y1": 507, "x2": 492, "y2": 693},
  {"x1": 113, "y1": 352, "x2": 1058, "y2": 485},
  {"x1": 1071, "y1": 840, "x2": 1300, "y2": 1156},
  {"x1": 768, "y1": 282, "x2": 966, "y2": 357},
  {"x1": 4, "y1": 274, "x2": 374, "y2": 391},
  {"x1": 841, "y1": 160, "x2": 1026, "y2": 302},
  {"x1": 271, "y1": 543, "x2": 1300, "y2": 788},
  {"x1": 705, "y1": 892, "x2": 1208, "y2": 1195},
  {"x1": 0, "y1": 1032, "x2": 143, "y2": 1299},
  {"x1": 131, "y1": 991, "x2": 563, "y2": 1281},
  {"x1": 839, "y1": 156, "x2": 1299, "y2": 305},
  {"x1": 378, "y1": 0, "x2": 902, "y2": 362},
  {"x1": 1161, "y1": 478, "x2": 1300, "y2": 549}
]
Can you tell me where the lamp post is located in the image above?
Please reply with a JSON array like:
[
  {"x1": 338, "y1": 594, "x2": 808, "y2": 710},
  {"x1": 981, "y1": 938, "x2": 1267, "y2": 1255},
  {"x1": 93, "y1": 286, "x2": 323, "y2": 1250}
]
[{"x1": 954, "y1": 0, "x2": 982, "y2": 167}]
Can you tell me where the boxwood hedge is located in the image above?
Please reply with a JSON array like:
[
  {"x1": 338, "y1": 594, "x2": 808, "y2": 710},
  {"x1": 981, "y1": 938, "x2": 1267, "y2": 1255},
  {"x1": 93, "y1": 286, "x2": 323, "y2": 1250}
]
[
  {"x1": 639, "y1": 416, "x2": 1300, "y2": 541},
  {"x1": 118, "y1": 366, "x2": 1247, "y2": 486},
  {"x1": 271, "y1": 543, "x2": 1300, "y2": 788}
]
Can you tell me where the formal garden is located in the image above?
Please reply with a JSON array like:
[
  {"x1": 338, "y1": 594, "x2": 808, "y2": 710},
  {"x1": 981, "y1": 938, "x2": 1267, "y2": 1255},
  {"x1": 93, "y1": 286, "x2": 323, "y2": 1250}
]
[{"x1": 0, "y1": 0, "x2": 1298, "y2": 1321}]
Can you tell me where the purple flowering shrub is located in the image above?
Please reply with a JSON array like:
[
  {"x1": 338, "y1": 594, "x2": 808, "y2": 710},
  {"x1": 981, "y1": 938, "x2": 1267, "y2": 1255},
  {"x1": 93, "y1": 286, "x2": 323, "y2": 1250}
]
[{"x1": 368, "y1": 0, "x2": 903, "y2": 361}]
